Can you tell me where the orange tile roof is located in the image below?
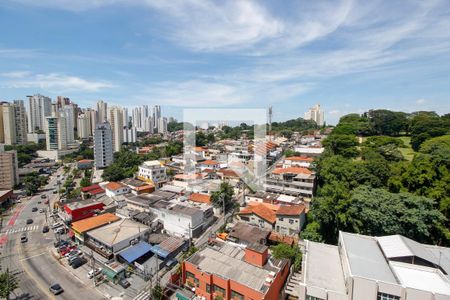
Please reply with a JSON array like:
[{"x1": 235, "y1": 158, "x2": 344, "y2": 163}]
[
  {"x1": 276, "y1": 205, "x2": 305, "y2": 216},
  {"x1": 240, "y1": 204, "x2": 276, "y2": 224},
  {"x1": 220, "y1": 169, "x2": 240, "y2": 178},
  {"x1": 105, "y1": 182, "x2": 125, "y2": 191},
  {"x1": 174, "y1": 173, "x2": 202, "y2": 180},
  {"x1": 78, "y1": 159, "x2": 94, "y2": 163},
  {"x1": 268, "y1": 231, "x2": 295, "y2": 246},
  {"x1": 286, "y1": 156, "x2": 314, "y2": 162},
  {"x1": 81, "y1": 184, "x2": 101, "y2": 192},
  {"x1": 71, "y1": 213, "x2": 120, "y2": 234},
  {"x1": 202, "y1": 159, "x2": 220, "y2": 165},
  {"x1": 248, "y1": 201, "x2": 280, "y2": 211},
  {"x1": 189, "y1": 193, "x2": 211, "y2": 204},
  {"x1": 194, "y1": 146, "x2": 207, "y2": 152},
  {"x1": 272, "y1": 167, "x2": 312, "y2": 175}
]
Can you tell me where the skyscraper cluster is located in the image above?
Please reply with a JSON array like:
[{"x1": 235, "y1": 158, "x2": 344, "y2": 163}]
[{"x1": 1, "y1": 93, "x2": 170, "y2": 168}]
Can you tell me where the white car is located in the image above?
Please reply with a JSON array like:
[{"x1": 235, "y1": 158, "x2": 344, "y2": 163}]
[
  {"x1": 39, "y1": 208, "x2": 45, "y2": 213},
  {"x1": 87, "y1": 268, "x2": 102, "y2": 279},
  {"x1": 52, "y1": 222, "x2": 63, "y2": 229}
]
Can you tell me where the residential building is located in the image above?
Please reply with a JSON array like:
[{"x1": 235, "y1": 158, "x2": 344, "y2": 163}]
[
  {"x1": 121, "y1": 178, "x2": 155, "y2": 195},
  {"x1": 283, "y1": 156, "x2": 314, "y2": 169},
  {"x1": 77, "y1": 159, "x2": 94, "y2": 170},
  {"x1": 183, "y1": 241, "x2": 290, "y2": 300},
  {"x1": 304, "y1": 103, "x2": 324, "y2": 126},
  {"x1": 87, "y1": 108, "x2": 97, "y2": 136},
  {"x1": 293, "y1": 231, "x2": 450, "y2": 300},
  {"x1": 137, "y1": 160, "x2": 167, "y2": 187},
  {"x1": 45, "y1": 115, "x2": 67, "y2": 150},
  {"x1": 239, "y1": 202, "x2": 306, "y2": 236},
  {"x1": 77, "y1": 113, "x2": 91, "y2": 139},
  {"x1": 26, "y1": 94, "x2": 52, "y2": 133},
  {"x1": 1, "y1": 101, "x2": 28, "y2": 145},
  {"x1": 0, "y1": 145, "x2": 19, "y2": 189},
  {"x1": 227, "y1": 222, "x2": 271, "y2": 246},
  {"x1": 94, "y1": 122, "x2": 113, "y2": 169},
  {"x1": 293, "y1": 145, "x2": 324, "y2": 157},
  {"x1": 96, "y1": 100, "x2": 108, "y2": 123},
  {"x1": 108, "y1": 106, "x2": 124, "y2": 152},
  {"x1": 104, "y1": 182, "x2": 130, "y2": 198},
  {"x1": 245, "y1": 192, "x2": 302, "y2": 206},
  {"x1": 123, "y1": 126, "x2": 137, "y2": 144},
  {"x1": 265, "y1": 167, "x2": 315, "y2": 201}
]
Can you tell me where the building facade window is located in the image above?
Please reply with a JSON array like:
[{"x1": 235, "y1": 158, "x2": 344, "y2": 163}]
[
  {"x1": 206, "y1": 284, "x2": 211, "y2": 294},
  {"x1": 231, "y1": 290, "x2": 244, "y2": 300},
  {"x1": 213, "y1": 285, "x2": 225, "y2": 297},
  {"x1": 377, "y1": 292, "x2": 400, "y2": 300},
  {"x1": 305, "y1": 296, "x2": 324, "y2": 300},
  {"x1": 186, "y1": 271, "x2": 195, "y2": 282}
]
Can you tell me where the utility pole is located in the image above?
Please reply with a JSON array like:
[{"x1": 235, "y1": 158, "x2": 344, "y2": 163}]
[{"x1": 222, "y1": 194, "x2": 226, "y2": 229}]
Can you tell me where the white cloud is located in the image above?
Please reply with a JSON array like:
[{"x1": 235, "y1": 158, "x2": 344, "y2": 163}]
[
  {"x1": 416, "y1": 98, "x2": 427, "y2": 105},
  {"x1": 0, "y1": 72, "x2": 114, "y2": 92}
]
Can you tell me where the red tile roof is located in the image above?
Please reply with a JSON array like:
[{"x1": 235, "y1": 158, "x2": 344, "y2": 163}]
[
  {"x1": 189, "y1": 193, "x2": 211, "y2": 204},
  {"x1": 272, "y1": 167, "x2": 312, "y2": 175},
  {"x1": 276, "y1": 205, "x2": 305, "y2": 216},
  {"x1": 89, "y1": 188, "x2": 105, "y2": 195},
  {"x1": 220, "y1": 169, "x2": 240, "y2": 178},
  {"x1": 81, "y1": 184, "x2": 101, "y2": 193}
]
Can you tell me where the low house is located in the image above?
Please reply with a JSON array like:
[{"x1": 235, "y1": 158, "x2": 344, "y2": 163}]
[
  {"x1": 137, "y1": 160, "x2": 167, "y2": 187},
  {"x1": 81, "y1": 184, "x2": 105, "y2": 198},
  {"x1": 239, "y1": 202, "x2": 306, "y2": 236},
  {"x1": 71, "y1": 213, "x2": 120, "y2": 244},
  {"x1": 265, "y1": 167, "x2": 316, "y2": 201},
  {"x1": 63, "y1": 200, "x2": 105, "y2": 222},
  {"x1": 121, "y1": 178, "x2": 155, "y2": 195},
  {"x1": 188, "y1": 193, "x2": 211, "y2": 204},
  {"x1": 283, "y1": 156, "x2": 314, "y2": 169},
  {"x1": 84, "y1": 218, "x2": 150, "y2": 259},
  {"x1": 104, "y1": 182, "x2": 130, "y2": 198},
  {"x1": 227, "y1": 222, "x2": 271, "y2": 246},
  {"x1": 198, "y1": 159, "x2": 221, "y2": 171},
  {"x1": 77, "y1": 159, "x2": 94, "y2": 170}
]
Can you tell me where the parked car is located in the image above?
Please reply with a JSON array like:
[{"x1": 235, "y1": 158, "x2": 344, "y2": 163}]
[
  {"x1": 65, "y1": 249, "x2": 82, "y2": 258},
  {"x1": 54, "y1": 240, "x2": 68, "y2": 248},
  {"x1": 40, "y1": 194, "x2": 47, "y2": 199},
  {"x1": 53, "y1": 190, "x2": 57, "y2": 194},
  {"x1": 31, "y1": 207, "x2": 38, "y2": 212},
  {"x1": 55, "y1": 227, "x2": 66, "y2": 234},
  {"x1": 44, "y1": 199, "x2": 49, "y2": 204},
  {"x1": 52, "y1": 222, "x2": 63, "y2": 229},
  {"x1": 42, "y1": 225, "x2": 49, "y2": 233},
  {"x1": 20, "y1": 234, "x2": 27, "y2": 243},
  {"x1": 119, "y1": 278, "x2": 131, "y2": 289},
  {"x1": 26, "y1": 219, "x2": 33, "y2": 224},
  {"x1": 71, "y1": 257, "x2": 85, "y2": 269},
  {"x1": 49, "y1": 283, "x2": 64, "y2": 295},
  {"x1": 87, "y1": 268, "x2": 102, "y2": 279},
  {"x1": 39, "y1": 208, "x2": 45, "y2": 213}
]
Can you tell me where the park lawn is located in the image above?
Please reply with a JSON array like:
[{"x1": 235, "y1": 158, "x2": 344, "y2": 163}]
[{"x1": 395, "y1": 136, "x2": 416, "y2": 161}]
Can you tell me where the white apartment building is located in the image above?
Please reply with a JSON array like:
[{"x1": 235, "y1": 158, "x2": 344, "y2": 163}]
[
  {"x1": 45, "y1": 115, "x2": 67, "y2": 150},
  {"x1": 294, "y1": 231, "x2": 450, "y2": 300},
  {"x1": 1, "y1": 100, "x2": 28, "y2": 145},
  {"x1": 123, "y1": 126, "x2": 137, "y2": 144},
  {"x1": 77, "y1": 113, "x2": 91, "y2": 139},
  {"x1": 0, "y1": 145, "x2": 19, "y2": 189},
  {"x1": 27, "y1": 94, "x2": 52, "y2": 133},
  {"x1": 138, "y1": 160, "x2": 167, "y2": 187},
  {"x1": 94, "y1": 122, "x2": 113, "y2": 169},
  {"x1": 96, "y1": 100, "x2": 108, "y2": 123},
  {"x1": 304, "y1": 103, "x2": 325, "y2": 126},
  {"x1": 108, "y1": 106, "x2": 124, "y2": 152}
]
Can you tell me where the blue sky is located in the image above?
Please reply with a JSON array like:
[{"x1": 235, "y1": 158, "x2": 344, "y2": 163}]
[{"x1": 1, "y1": 0, "x2": 450, "y2": 124}]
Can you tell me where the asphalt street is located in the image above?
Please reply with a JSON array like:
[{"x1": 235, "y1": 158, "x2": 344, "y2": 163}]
[{"x1": 0, "y1": 168, "x2": 105, "y2": 300}]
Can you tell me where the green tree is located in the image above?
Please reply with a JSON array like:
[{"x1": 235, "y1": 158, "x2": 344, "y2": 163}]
[
  {"x1": 80, "y1": 177, "x2": 91, "y2": 188},
  {"x1": 271, "y1": 243, "x2": 303, "y2": 271},
  {"x1": 211, "y1": 182, "x2": 234, "y2": 212},
  {"x1": 410, "y1": 113, "x2": 448, "y2": 151},
  {"x1": 151, "y1": 284, "x2": 164, "y2": 300},
  {"x1": 0, "y1": 269, "x2": 19, "y2": 300},
  {"x1": 322, "y1": 134, "x2": 359, "y2": 158}
]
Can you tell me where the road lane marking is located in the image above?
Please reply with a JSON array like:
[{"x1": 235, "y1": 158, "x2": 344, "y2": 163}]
[{"x1": 20, "y1": 252, "x2": 46, "y2": 261}]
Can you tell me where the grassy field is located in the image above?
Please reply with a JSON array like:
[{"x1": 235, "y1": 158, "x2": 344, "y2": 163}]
[
  {"x1": 395, "y1": 136, "x2": 416, "y2": 161},
  {"x1": 358, "y1": 135, "x2": 416, "y2": 161}
]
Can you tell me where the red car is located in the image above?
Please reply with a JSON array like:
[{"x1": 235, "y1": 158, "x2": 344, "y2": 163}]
[
  {"x1": 59, "y1": 246, "x2": 76, "y2": 256},
  {"x1": 44, "y1": 199, "x2": 49, "y2": 204}
]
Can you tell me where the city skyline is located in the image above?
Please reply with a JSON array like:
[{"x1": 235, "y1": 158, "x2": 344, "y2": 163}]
[{"x1": 1, "y1": 1, "x2": 450, "y2": 124}]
